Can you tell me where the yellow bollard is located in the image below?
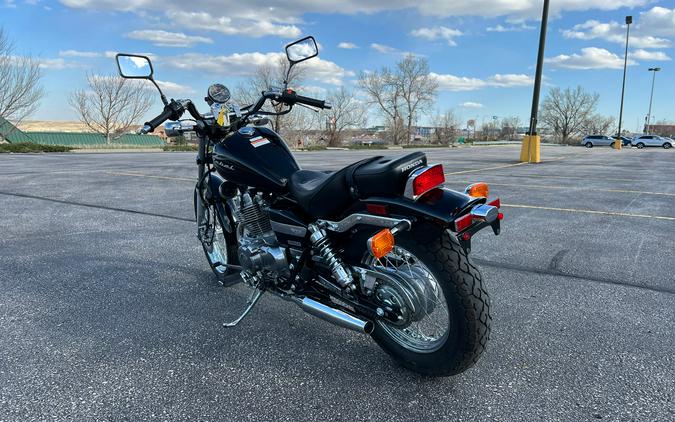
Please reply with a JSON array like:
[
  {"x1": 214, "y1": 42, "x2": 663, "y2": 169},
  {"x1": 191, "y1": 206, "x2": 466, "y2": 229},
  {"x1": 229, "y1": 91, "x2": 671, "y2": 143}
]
[
  {"x1": 519, "y1": 136, "x2": 531, "y2": 162},
  {"x1": 614, "y1": 139, "x2": 622, "y2": 150},
  {"x1": 520, "y1": 135, "x2": 541, "y2": 163}
]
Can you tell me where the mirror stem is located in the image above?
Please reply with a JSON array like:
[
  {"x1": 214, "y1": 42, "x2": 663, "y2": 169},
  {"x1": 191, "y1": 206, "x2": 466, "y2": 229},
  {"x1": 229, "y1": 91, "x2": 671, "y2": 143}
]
[{"x1": 150, "y1": 78, "x2": 169, "y2": 105}]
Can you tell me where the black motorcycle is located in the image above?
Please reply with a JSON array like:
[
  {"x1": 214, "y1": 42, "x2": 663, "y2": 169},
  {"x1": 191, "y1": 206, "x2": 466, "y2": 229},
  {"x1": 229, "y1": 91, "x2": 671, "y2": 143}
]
[{"x1": 115, "y1": 36, "x2": 503, "y2": 376}]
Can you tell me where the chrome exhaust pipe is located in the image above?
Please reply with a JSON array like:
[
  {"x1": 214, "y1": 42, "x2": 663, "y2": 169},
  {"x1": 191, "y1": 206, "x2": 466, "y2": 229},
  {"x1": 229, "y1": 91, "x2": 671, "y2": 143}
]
[{"x1": 296, "y1": 297, "x2": 374, "y2": 334}]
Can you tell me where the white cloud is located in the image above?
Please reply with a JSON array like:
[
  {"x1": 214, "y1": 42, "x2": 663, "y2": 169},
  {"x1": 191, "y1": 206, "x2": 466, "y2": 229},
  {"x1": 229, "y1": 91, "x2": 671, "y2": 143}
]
[
  {"x1": 164, "y1": 52, "x2": 353, "y2": 85},
  {"x1": 155, "y1": 80, "x2": 196, "y2": 95},
  {"x1": 562, "y1": 20, "x2": 671, "y2": 49},
  {"x1": 546, "y1": 47, "x2": 634, "y2": 70},
  {"x1": 638, "y1": 6, "x2": 675, "y2": 37},
  {"x1": 38, "y1": 58, "x2": 83, "y2": 69},
  {"x1": 58, "y1": 0, "x2": 653, "y2": 22},
  {"x1": 125, "y1": 30, "x2": 213, "y2": 47},
  {"x1": 338, "y1": 42, "x2": 358, "y2": 49},
  {"x1": 430, "y1": 72, "x2": 532, "y2": 91},
  {"x1": 59, "y1": 50, "x2": 102, "y2": 58},
  {"x1": 370, "y1": 43, "x2": 399, "y2": 54},
  {"x1": 410, "y1": 26, "x2": 462, "y2": 46},
  {"x1": 631, "y1": 49, "x2": 671, "y2": 61},
  {"x1": 165, "y1": 11, "x2": 301, "y2": 38},
  {"x1": 487, "y1": 23, "x2": 535, "y2": 32},
  {"x1": 460, "y1": 102, "x2": 484, "y2": 109}
]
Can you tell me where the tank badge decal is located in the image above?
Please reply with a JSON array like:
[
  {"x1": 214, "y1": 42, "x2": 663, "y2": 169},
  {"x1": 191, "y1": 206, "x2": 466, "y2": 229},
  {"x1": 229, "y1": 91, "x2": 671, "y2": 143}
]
[{"x1": 250, "y1": 136, "x2": 271, "y2": 148}]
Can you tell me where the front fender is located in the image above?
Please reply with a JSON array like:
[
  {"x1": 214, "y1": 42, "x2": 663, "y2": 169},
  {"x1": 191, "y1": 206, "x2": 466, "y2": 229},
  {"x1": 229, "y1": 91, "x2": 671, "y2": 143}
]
[
  {"x1": 345, "y1": 187, "x2": 485, "y2": 227},
  {"x1": 204, "y1": 171, "x2": 234, "y2": 234}
]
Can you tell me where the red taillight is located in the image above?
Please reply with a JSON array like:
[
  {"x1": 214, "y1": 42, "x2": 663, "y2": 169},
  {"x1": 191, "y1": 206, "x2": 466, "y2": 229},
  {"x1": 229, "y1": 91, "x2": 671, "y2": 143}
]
[
  {"x1": 454, "y1": 213, "x2": 472, "y2": 232},
  {"x1": 366, "y1": 203, "x2": 389, "y2": 215},
  {"x1": 488, "y1": 198, "x2": 501, "y2": 208},
  {"x1": 412, "y1": 164, "x2": 445, "y2": 198}
]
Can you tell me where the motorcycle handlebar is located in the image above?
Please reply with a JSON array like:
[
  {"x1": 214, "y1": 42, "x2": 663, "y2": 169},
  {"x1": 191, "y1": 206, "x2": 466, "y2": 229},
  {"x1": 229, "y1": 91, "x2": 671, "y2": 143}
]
[
  {"x1": 138, "y1": 100, "x2": 190, "y2": 134},
  {"x1": 280, "y1": 90, "x2": 331, "y2": 110}
]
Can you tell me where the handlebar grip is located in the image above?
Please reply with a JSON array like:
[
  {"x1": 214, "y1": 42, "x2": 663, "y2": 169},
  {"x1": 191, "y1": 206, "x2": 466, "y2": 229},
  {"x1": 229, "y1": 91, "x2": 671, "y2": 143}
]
[
  {"x1": 294, "y1": 94, "x2": 327, "y2": 109},
  {"x1": 142, "y1": 106, "x2": 175, "y2": 134}
]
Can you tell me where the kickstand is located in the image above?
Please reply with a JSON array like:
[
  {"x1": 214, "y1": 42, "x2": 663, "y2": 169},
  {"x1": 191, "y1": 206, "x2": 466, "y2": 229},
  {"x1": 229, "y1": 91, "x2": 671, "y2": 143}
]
[{"x1": 223, "y1": 288, "x2": 264, "y2": 328}]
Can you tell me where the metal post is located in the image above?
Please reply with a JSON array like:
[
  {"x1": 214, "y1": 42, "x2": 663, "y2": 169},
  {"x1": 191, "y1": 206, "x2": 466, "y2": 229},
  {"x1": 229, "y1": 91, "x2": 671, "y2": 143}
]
[
  {"x1": 520, "y1": 0, "x2": 548, "y2": 163},
  {"x1": 527, "y1": 0, "x2": 549, "y2": 136},
  {"x1": 616, "y1": 16, "x2": 632, "y2": 144},
  {"x1": 646, "y1": 67, "x2": 660, "y2": 134}
]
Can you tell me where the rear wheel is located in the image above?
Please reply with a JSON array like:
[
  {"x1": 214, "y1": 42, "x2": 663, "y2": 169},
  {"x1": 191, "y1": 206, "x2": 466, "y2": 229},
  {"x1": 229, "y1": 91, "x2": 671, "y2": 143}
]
[
  {"x1": 663, "y1": 142, "x2": 672, "y2": 149},
  {"x1": 362, "y1": 227, "x2": 491, "y2": 376},
  {"x1": 636, "y1": 142, "x2": 645, "y2": 149}
]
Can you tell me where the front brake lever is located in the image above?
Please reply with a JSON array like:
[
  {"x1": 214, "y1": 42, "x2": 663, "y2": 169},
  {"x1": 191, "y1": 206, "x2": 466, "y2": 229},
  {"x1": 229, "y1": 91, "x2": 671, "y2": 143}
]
[{"x1": 295, "y1": 102, "x2": 321, "y2": 113}]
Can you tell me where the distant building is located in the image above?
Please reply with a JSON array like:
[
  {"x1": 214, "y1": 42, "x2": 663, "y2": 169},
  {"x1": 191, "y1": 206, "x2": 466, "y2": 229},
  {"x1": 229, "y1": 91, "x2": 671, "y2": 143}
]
[{"x1": 644, "y1": 124, "x2": 675, "y2": 137}]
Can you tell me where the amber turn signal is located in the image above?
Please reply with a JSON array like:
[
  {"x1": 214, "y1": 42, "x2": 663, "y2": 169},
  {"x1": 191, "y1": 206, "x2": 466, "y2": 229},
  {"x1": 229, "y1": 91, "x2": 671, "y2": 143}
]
[
  {"x1": 367, "y1": 228, "x2": 395, "y2": 259},
  {"x1": 465, "y1": 182, "x2": 489, "y2": 198}
]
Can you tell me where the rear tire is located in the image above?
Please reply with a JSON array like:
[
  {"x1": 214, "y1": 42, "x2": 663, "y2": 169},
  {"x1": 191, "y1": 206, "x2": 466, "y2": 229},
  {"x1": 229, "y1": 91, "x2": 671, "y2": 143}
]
[{"x1": 366, "y1": 227, "x2": 491, "y2": 376}]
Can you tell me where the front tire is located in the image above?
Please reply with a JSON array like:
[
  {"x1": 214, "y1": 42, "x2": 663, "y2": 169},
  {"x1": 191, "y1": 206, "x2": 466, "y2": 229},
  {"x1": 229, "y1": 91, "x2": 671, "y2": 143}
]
[
  {"x1": 366, "y1": 228, "x2": 491, "y2": 376},
  {"x1": 585, "y1": 142, "x2": 593, "y2": 148},
  {"x1": 663, "y1": 142, "x2": 672, "y2": 149},
  {"x1": 636, "y1": 142, "x2": 645, "y2": 149},
  {"x1": 194, "y1": 189, "x2": 238, "y2": 284}
]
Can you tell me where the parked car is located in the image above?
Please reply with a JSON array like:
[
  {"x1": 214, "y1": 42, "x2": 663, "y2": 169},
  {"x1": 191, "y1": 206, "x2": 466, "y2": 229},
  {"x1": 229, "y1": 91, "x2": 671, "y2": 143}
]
[
  {"x1": 581, "y1": 135, "x2": 615, "y2": 148},
  {"x1": 631, "y1": 135, "x2": 673, "y2": 149}
]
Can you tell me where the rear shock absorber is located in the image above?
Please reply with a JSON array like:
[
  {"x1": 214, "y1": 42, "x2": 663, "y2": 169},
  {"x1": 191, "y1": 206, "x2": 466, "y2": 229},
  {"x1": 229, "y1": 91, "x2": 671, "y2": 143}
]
[{"x1": 307, "y1": 224, "x2": 354, "y2": 289}]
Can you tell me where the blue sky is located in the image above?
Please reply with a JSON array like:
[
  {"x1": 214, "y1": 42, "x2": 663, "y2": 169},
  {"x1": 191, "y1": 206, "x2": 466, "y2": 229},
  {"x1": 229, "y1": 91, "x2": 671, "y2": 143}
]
[{"x1": 2, "y1": 0, "x2": 674, "y2": 130}]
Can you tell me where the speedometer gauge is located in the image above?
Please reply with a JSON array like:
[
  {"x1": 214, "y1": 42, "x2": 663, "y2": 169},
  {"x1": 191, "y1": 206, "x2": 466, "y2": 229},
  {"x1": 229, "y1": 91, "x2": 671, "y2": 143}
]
[{"x1": 207, "y1": 84, "x2": 231, "y2": 104}]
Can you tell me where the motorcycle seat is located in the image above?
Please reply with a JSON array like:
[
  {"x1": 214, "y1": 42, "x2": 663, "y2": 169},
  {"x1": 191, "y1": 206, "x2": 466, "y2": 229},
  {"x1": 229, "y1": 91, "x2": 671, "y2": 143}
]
[{"x1": 288, "y1": 152, "x2": 427, "y2": 218}]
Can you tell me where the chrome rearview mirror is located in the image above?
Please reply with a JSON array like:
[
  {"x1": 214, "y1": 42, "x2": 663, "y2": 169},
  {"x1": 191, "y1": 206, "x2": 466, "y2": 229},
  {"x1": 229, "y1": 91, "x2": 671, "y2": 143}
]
[
  {"x1": 116, "y1": 54, "x2": 153, "y2": 79},
  {"x1": 285, "y1": 36, "x2": 319, "y2": 64},
  {"x1": 115, "y1": 53, "x2": 168, "y2": 105}
]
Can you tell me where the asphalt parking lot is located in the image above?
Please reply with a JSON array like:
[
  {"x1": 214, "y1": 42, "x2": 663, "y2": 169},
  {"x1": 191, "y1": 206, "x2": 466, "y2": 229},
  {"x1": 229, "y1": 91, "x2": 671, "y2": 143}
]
[{"x1": 1, "y1": 145, "x2": 674, "y2": 421}]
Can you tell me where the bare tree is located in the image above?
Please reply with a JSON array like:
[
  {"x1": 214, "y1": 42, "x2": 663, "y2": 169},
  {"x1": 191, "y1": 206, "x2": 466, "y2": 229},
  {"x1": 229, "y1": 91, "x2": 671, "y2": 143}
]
[
  {"x1": 69, "y1": 73, "x2": 154, "y2": 143},
  {"x1": 358, "y1": 55, "x2": 437, "y2": 145},
  {"x1": 322, "y1": 87, "x2": 366, "y2": 147},
  {"x1": 431, "y1": 110, "x2": 459, "y2": 145},
  {"x1": 580, "y1": 115, "x2": 615, "y2": 136},
  {"x1": 500, "y1": 116, "x2": 522, "y2": 140},
  {"x1": 358, "y1": 68, "x2": 404, "y2": 145},
  {"x1": 540, "y1": 86, "x2": 599, "y2": 144},
  {"x1": 0, "y1": 27, "x2": 44, "y2": 127},
  {"x1": 397, "y1": 55, "x2": 438, "y2": 144},
  {"x1": 234, "y1": 55, "x2": 306, "y2": 138}
]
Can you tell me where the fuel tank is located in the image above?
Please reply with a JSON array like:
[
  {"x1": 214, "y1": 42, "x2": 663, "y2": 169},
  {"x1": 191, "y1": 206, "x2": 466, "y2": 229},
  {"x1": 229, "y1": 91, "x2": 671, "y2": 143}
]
[{"x1": 212, "y1": 127, "x2": 299, "y2": 192}]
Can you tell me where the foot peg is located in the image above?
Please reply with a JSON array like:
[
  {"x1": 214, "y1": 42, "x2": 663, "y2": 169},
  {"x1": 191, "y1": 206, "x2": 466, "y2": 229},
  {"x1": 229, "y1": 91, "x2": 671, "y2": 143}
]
[{"x1": 223, "y1": 288, "x2": 264, "y2": 328}]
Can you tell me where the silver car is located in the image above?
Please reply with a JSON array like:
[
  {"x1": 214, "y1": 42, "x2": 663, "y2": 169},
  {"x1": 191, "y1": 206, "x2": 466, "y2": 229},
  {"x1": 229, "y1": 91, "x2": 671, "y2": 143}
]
[
  {"x1": 631, "y1": 135, "x2": 673, "y2": 149},
  {"x1": 581, "y1": 135, "x2": 615, "y2": 148}
]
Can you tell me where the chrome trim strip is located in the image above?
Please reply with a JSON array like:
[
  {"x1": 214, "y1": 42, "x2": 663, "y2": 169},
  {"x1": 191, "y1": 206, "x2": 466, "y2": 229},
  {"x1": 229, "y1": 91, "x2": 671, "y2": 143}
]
[
  {"x1": 270, "y1": 221, "x2": 307, "y2": 237},
  {"x1": 319, "y1": 214, "x2": 411, "y2": 233}
]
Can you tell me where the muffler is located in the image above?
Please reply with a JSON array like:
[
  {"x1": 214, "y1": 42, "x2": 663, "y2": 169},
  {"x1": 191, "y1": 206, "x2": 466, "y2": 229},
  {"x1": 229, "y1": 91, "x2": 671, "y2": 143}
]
[{"x1": 295, "y1": 297, "x2": 374, "y2": 334}]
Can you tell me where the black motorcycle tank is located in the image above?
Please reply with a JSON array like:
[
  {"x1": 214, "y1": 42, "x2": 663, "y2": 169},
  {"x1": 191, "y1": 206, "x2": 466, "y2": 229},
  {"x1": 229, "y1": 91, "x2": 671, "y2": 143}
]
[{"x1": 213, "y1": 127, "x2": 299, "y2": 192}]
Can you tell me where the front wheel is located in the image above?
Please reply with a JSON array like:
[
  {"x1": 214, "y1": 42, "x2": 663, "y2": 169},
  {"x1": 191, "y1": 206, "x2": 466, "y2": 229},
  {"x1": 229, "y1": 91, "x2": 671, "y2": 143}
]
[
  {"x1": 194, "y1": 189, "x2": 238, "y2": 284},
  {"x1": 663, "y1": 142, "x2": 672, "y2": 149},
  {"x1": 363, "y1": 228, "x2": 491, "y2": 376},
  {"x1": 636, "y1": 142, "x2": 645, "y2": 149},
  {"x1": 585, "y1": 142, "x2": 593, "y2": 148}
]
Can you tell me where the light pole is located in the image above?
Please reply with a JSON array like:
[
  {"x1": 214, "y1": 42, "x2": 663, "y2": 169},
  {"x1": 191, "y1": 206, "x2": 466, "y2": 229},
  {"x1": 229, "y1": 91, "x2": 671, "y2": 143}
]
[
  {"x1": 615, "y1": 15, "x2": 632, "y2": 149},
  {"x1": 520, "y1": 0, "x2": 549, "y2": 163},
  {"x1": 645, "y1": 67, "x2": 661, "y2": 134}
]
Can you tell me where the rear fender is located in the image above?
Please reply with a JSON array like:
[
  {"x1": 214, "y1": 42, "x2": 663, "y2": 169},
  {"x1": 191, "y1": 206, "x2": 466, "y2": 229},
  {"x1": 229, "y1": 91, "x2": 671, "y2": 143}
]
[{"x1": 345, "y1": 187, "x2": 484, "y2": 227}]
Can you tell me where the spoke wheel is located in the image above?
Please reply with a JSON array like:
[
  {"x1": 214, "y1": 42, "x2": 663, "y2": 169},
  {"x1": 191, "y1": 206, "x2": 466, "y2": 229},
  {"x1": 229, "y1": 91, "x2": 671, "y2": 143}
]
[{"x1": 365, "y1": 247, "x2": 450, "y2": 353}]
